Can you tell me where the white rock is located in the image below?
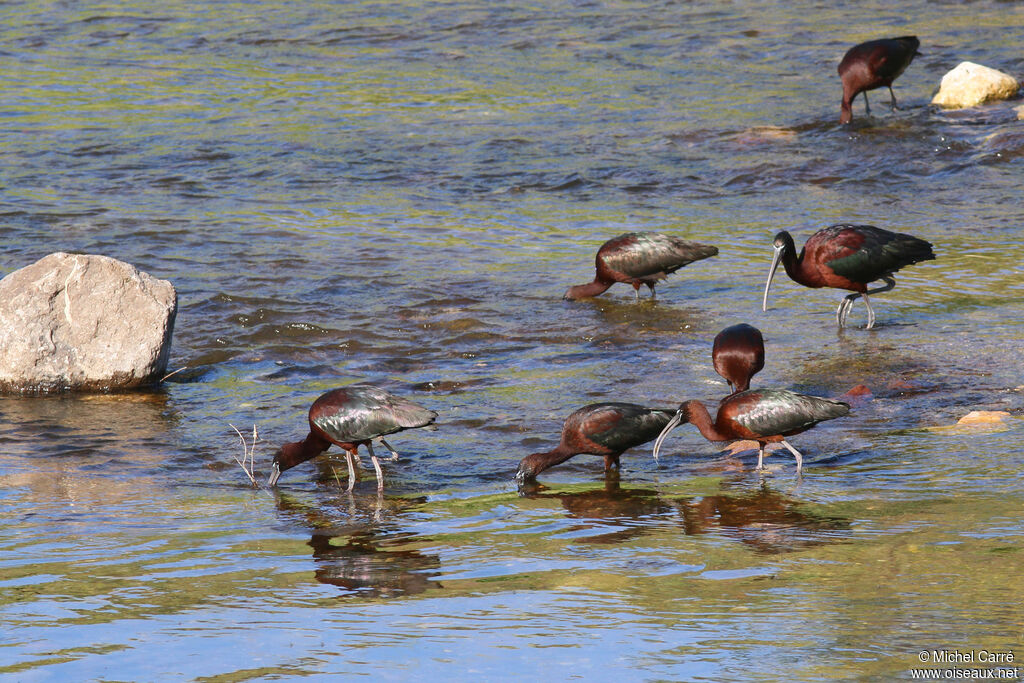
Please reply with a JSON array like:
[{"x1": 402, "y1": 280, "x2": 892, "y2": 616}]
[
  {"x1": 0, "y1": 253, "x2": 177, "y2": 393},
  {"x1": 931, "y1": 61, "x2": 1020, "y2": 108}
]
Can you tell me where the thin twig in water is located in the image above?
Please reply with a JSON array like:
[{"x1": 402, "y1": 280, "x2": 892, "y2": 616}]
[
  {"x1": 229, "y1": 423, "x2": 260, "y2": 487},
  {"x1": 160, "y1": 366, "x2": 190, "y2": 382}
]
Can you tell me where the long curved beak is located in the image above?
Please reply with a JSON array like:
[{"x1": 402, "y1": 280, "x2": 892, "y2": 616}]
[
  {"x1": 267, "y1": 461, "x2": 281, "y2": 487},
  {"x1": 652, "y1": 410, "x2": 684, "y2": 462},
  {"x1": 762, "y1": 244, "x2": 784, "y2": 312}
]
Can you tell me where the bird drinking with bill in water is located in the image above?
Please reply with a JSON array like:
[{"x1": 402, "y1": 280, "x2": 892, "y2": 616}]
[
  {"x1": 268, "y1": 385, "x2": 437, "y2": 491},
  {"x1": 516, "y1": 402, "x2": 677, "y2": 482},
  {"x1": 838, "y1": 36, "x2": 921, "y2": 124},
  {"x1": 564, "y1": 232, "x2": 718, "y2": 301}
]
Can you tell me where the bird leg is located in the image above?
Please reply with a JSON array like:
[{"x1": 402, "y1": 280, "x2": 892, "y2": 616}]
[
  {"x1": 862, "y1": 293, "x2": 876, "y2": 329},
  {"x1": 867, "y1": 276, "x2": 896, "y2": 296},
  {"x1": 862, "y1": 277, "x2": 895, "y2": 330},
  {"x1": 837, "y1": 293, "x2": 860, "y2": 328},
  {"x1": 647, "y1": 283, "x2": 657, "y2": 299},
  {"x1": 344, "y1": 450, "x2": 358, "y2": 492},
  {"x1": 839, "y1": 276, "x2": 894, "y2": 328},
  {"x1": 379, "y1": 437, "x2": 401, "y2": 461},
  {"x1": 863, "y1": 91, "x2": 871, "y2": 115},
  {"x1": 888, "y1": 86, "x2": 898, "y2": 110},
  {"x1": 365, "y1": 441, "x2": 385, "y2": 491},
  {"x1": 780, "y1": 440, "x2": 804, "y2": 473},
  {"x1": 756, "y1": 444, "x2": 766, "y2": 470}
]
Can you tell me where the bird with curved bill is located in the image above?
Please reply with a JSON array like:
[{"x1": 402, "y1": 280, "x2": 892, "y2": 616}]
[
  {"x1": 516, "y1": 402, "x2": 676, "y2": 481},
  {"x1": 652, "y1": 389, "x2": 850, "y2": 473},
  {"x1": 564, "y1": 232, "x2": 718, "y2": 301},
  {"x1": 268, "y1": 385, "x2": 437, "y2": 491},
  {"x1": 839, "y1": 36, "x2": 921, "y2": 124},
  {"x1": 762, "y1": 223, "x2": 935, "y2": 329}
]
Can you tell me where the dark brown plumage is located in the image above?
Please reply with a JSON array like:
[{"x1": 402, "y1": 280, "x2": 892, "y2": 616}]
[
  {"x1": 652, "y1": 389, "x2": 850, "y2": 473},
  {"x1": 563, "y1": 232, "x2": 718, "y2": 300},
  {"x1": 839, "y1": 36, "x2": 921, "y2": 124},
  {"x1": 268, "y1": 385, "x2": 436, "y2": 490},
  {"x1": 516, "y1": 402, "x2": 675, "y2": 481},
  {"x1": 713, "y1": 324, "x2": 765, "y2": 395},
  {"x1": 763, "y1": 224, "x2": 935, "y2": 329}
]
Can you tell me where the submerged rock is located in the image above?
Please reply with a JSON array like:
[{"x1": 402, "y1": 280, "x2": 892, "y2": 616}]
[
  {"x1": 931, "y1": 61, "x2": 1021, "y2": 108},
  {"x1": 0, "y1": 252, "x2": 177, "y2": 393},
  {"x1": 926, "y1": 410, "x2": 1013, "y2": 435}
]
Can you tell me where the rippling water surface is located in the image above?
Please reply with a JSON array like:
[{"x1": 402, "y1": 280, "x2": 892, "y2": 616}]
[{"x1": 2, "y1": 1, "x2": 1023, "y2": 680}]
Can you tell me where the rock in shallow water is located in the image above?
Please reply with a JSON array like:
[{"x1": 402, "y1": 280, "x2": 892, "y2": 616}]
[
  {"x1": 0, "y1": 252, "x2": 177, "y2": 393},
  {"x1": 931, "y1": 61, "x2": 1021, "y2": 108}
]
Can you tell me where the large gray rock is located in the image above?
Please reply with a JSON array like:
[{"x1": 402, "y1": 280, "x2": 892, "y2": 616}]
[
  {"x1": 0, "y1": 253, "x2": 177, "y2": 393},
  {"x1": 931, "y1": 61, "x2": 1021, "y2": 108}
]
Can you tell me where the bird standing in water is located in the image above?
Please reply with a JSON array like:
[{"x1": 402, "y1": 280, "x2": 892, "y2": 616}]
[
  {"x1": 713, "y1": 324, "x2": 765, "y2": 395},
  {"x1": 516, "y1": 402, "x2": 676, "y2": 481},
  {"x1": 563, "y1": 232, "x2": 718, "y2": 300},
  {"x1": 762, "y1": 223, "x2": 935, "y2": 329},
  {"x1": 652, "y1": 389, "x2": 850, "y2": 473},
  {"x1": 268, "y1": 385, "x2": 437, "y2": 490},
  {"x1": 838, "y1": 36, "x2": 921, "y2": 124}
]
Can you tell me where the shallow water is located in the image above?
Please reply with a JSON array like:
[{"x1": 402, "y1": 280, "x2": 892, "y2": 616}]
[{"x1": 2, "y1": 1, "x2": 1024, "y2": 680}]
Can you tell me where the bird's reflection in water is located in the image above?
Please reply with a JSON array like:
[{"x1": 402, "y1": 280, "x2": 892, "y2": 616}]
[
  {"x1": 522, "y1": 475, "x2": 850, "y2": 552},
  {"x1": 274, "y1": 492, "x2": 442, "y2": 598},
  {"x1": 521, "y1": 474, "x2": 674, "y2": 544},
  {"x1": 675, "y1": 484, "x2": 852, "y2": 554},
  {"x1": 307, "y1": 529, "x2": 441, "y2": 597}
]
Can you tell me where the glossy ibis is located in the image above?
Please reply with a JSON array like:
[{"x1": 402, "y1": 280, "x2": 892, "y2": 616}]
[
  {"x1": 839, "y1": 36, "x2": 921, "y2": 124},
  {"x1": 564, "y1": 232, "x2": 718, "y2": 300},
  {"x1": 713, "y1": 324, "x2": 765, "y2": 394},
  {"x1": 516, "y1": 402, "x2": 676, "y2": 481},
  {"x1": 762, "y1": 224, "x2": 935, "y2": 329},
  {"x1": 652, "y1": 389, "x2": 850, "y2": 473},
  {"x1": 267, "y1": 385, "x2": 437, "y2": 490}
]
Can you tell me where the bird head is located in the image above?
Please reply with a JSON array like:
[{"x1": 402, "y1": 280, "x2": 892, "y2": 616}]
[
  {"x1": 515, "y1": 453, "x2": 544, "y2": 482},
  {"x1": 266, "y1": 444, "x2": 302, "y2": 487},
  {"x1": 651, "y1": 405, "x2": 691, "y2": 462},
  {"x1": 266, "y1": 450, "x2": 284, "y2": 487}
]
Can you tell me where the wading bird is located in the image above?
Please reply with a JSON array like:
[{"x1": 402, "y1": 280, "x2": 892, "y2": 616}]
[
  {"x1": 839, "y1": 36, "x2": 921, "y2": 124},
  {"x1": 516, "y1": 402, "x2": 676, "y2": 481},
  {"x1": 268, "y1": 385, "x2": 437, "y2": 490},
  {"x1": 563, "y1": 232, "x2": 718, "y2": 300},
  {"x1": 762, "y1": 223, "x2": 935, "y2": 329},
  {"x1": 713, "y1": 324, "x2": 765, "y2": 394},
  {"x1": 652, "y1": 389, "x2": 850, "y2": 473}
]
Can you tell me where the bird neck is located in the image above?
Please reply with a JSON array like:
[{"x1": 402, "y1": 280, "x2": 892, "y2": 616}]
[
  {"x1": 731, "y1": 378, "x2": 750, "y2": 394},
  {"x1": 682, "y1": 400, "x2": 730, "y2": 442},
  {"x1": 273, "y1": 432, "x2": 332, "y2": 474},
  {"x1": 518, "y1": 444, "x2": 576, "y2": 478},
  {"x1": 777, "y1": 234, "x2": 805, "y2": 283},
  {"x1": 564, "y1": 279, "x2": 612, "y2": 300}
]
